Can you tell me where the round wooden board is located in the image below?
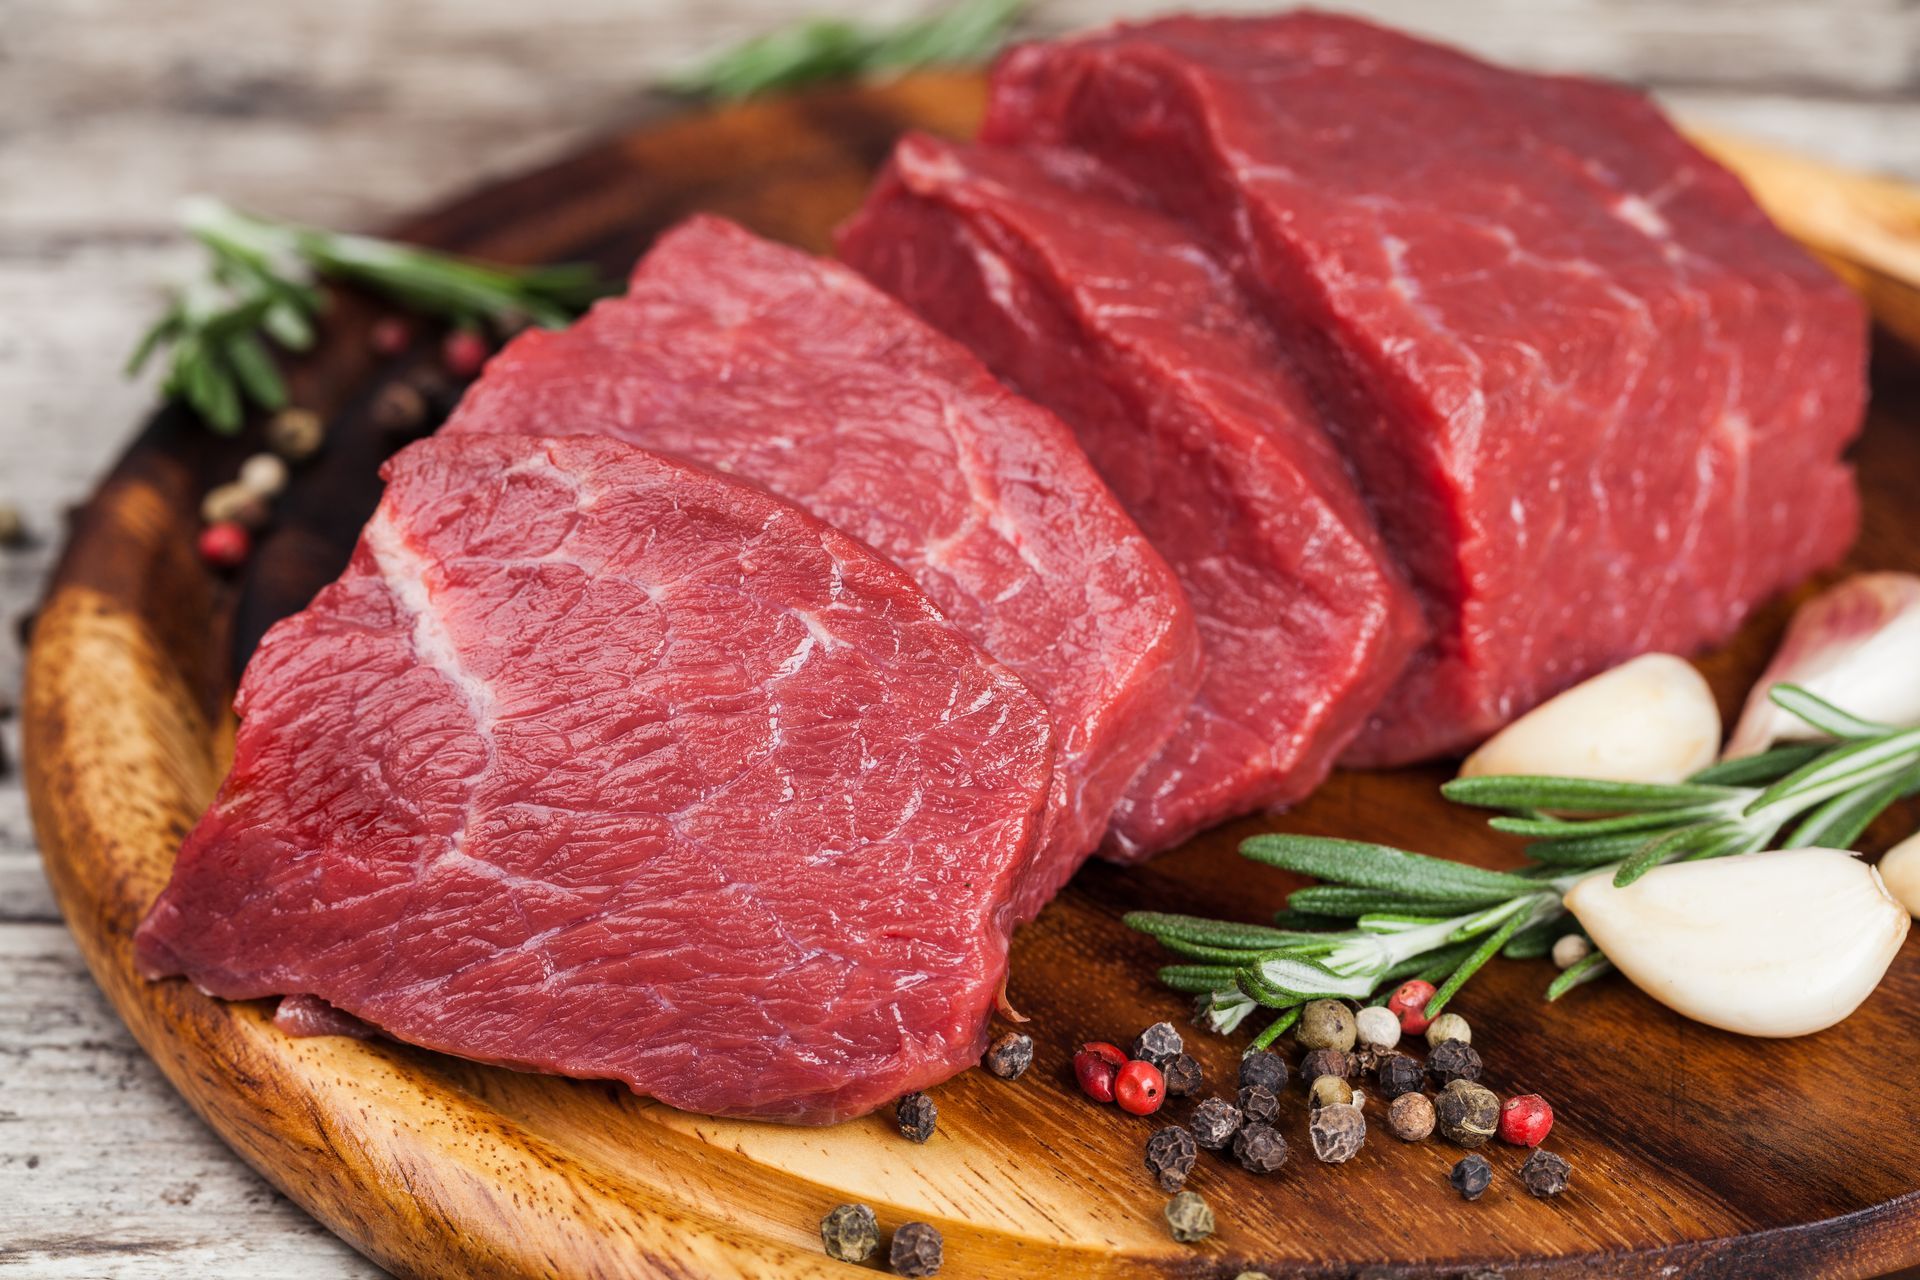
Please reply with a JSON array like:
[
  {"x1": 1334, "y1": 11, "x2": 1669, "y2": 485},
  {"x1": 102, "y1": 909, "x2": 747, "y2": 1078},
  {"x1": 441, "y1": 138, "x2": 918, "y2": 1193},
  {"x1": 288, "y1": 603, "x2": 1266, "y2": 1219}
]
[{"x1": 23, "y1": 73, "x2": 1920, "y2": 1280}]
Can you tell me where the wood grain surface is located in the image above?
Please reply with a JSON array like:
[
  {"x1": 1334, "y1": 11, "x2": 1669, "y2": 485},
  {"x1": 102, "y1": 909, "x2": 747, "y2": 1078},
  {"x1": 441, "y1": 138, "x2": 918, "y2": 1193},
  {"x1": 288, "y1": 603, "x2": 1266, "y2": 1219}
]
[{"x1": 19, "y1": 70, "x2": 1920, "y2": 1279}]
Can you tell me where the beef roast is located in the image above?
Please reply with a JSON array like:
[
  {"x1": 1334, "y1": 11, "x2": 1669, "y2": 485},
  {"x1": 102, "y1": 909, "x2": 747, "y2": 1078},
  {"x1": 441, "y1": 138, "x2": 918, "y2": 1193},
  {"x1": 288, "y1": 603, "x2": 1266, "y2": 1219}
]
[
  {"x1": 446, "y1": 216, "x2": 1199, "y2": 906},
  {"x1": 985, "y1": 12, "x2": 1867, "y2": 762},
  {"x1": 840, "y1": 135, "x2": 1422, "y2": 858},
  {"x1": 135, "y1": 434, "x2": 1056, "y2": 1124}
]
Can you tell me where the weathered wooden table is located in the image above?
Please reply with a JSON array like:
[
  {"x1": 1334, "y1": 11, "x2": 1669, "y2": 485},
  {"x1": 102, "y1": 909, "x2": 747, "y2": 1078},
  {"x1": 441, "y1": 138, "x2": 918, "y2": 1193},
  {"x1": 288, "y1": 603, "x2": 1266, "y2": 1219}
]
[{"x1": 3, "y1": 1, "x2": 1916, "y2": 1274}]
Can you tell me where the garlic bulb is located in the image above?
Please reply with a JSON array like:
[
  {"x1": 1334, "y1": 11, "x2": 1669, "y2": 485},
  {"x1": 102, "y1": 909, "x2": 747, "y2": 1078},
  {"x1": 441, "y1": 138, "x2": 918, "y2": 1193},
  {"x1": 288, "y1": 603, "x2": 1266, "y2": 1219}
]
[
  {"x1": 1563, "y1": 848, "x2": 1908, "y2": 1037},
  {"x1": 1460, "y1": 654, "x2": 1719, "y2": 784},
  {"x1": 1878, "y1": 831, "x2": 1920, "y2": 918},
  {"x1": 1725, "y1": 573, "x2": 1920, "y2": 758}
]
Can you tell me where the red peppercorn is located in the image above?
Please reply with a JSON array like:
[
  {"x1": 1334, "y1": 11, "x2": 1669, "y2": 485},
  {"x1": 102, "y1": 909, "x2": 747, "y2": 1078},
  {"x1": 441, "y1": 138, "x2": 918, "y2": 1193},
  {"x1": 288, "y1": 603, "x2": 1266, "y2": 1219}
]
[
  {"x1": 1499, "y1": 1093, "x2": 1554, "y2": 1147},
  {"x1": 1114, "y1": 1059, "x2": 1165, "y2": 1116},
  {"x1": 1073, "y1": 1042, "x2": 1127, "y2": 1103},
  {"x1": 1387, "y1": 979, "x2": 1437, "y2": 1036},
  {"x1": 442, "y1": 329, "x2": 491, "y2": 379},
  {"x1": 197, "y1": 521, "x2": 250, "y2": 569},
  {"x1": 370, "y1": 317, "x2": 413, "y2": 357}
]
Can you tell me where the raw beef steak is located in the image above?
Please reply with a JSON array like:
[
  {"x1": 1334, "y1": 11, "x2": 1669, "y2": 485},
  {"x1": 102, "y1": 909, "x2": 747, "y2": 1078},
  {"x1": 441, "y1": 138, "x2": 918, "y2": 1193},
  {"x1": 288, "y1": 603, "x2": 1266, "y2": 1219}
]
[
  {"x1": 447, "y1": 215, "x2": 1199, "y2": 902},
  {"x1": 985, "y1": 12, "x2": 1867, "y2": 762},
  {"x1": 841, "y1": 135, "x2": 1422, "y2": 857},
  {"x1": 136, "y1": 435, "x2": 1056, "y2": 1124}
]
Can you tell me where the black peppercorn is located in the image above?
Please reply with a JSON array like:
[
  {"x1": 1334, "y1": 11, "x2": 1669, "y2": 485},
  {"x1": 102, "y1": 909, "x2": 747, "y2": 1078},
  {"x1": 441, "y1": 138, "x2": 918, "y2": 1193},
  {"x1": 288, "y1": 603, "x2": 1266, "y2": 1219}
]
[
  {"x1": 1435, "y1": 1080, "x2": 1500, "y2": 1148},
  {"x1": 1238, "y1": 1048, "x2": 1288, "y2": 1092},
  {"x1": 1144, "y1": 1124, "x2": 1199, "y2": 1192},
  {"x1": 820, "y1": 1203, "x2": 879, "y2": 1262},
  {"x1": 1520, "y1": 1149, "x2": 1572, "y2": 1198},
  {"x1": 1428, "y1": 1038, "x2": 1483, "y2": 1087},
  {"x1": 1449, "y1": 1153, "x2": 1493, "y2": 1201},
  {"x1": 889, "y1": 1221, "x2": 944, "y2": 1276},
  {"x1": 1232, "y1": 1121, "x2": 1289, "y2": 1174},
  {"x1": 1163, "y1": 1190, "x2": 1215, "y2": 1243},
  {"x1": 1236, "y1": 1084, "x2": 1280, "y2": 1124},
  {"x1": 1162, "y1": 1052, "x2": 1204, "y2": 1097},
  {"x1": 1375, "y1": 1053, "x2": 1425, "y2": 1100},
  {"x1": 1190, "y1": 1097, "x2": 1243, "y2": 1150},
  {"x1": 1309, "y1": 1102, "x2": 1367, "y2": 1163},
  {"x1": 896, "y1": 1092, "x2": 937, "y2": 1143},
  {"x1": 1132, "y1": 1021, "x2": 1184, "y2": 1068},
  {"x1": 1298, "y1": 1047, "x2": 1350, "y2": 1085},
  {"x1": 983, "y1": 1032, "x2": 1033, "y2": 1080}
]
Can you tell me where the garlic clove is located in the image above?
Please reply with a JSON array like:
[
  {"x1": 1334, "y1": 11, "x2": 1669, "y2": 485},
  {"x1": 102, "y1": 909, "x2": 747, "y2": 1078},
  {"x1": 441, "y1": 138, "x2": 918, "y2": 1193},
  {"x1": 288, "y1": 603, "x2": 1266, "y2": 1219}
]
[
  {"x1": 1563, "y1": 847, "x2": 1908, "y2": 1038},
  {"x1": 1877, "y1": 831, "x2": 1920, "y2": 918},
  {"x1": 1460, "y1": 654, "x2": 1719, "y2": 784},
  {"x1": 1725, "y1": 572, "x2": 1920, "y2": 758}
]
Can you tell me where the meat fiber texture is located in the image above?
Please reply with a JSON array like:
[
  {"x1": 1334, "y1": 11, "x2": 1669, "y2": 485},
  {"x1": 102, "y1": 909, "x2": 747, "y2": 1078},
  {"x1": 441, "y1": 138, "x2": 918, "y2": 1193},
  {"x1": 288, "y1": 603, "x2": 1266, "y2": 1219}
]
[
  {"x1": 446, "y1": 215, "x2": 1199, "y2": 909},
  {"x1": 135, "y1": 434, "x2": 1057, "y2": 1124},
  {"x1": 840, "y1": 135, "x2": 1423, "y2": 859},
  {"x1": 985, "y1": 11, "x2": 1868, "y2": 764}
]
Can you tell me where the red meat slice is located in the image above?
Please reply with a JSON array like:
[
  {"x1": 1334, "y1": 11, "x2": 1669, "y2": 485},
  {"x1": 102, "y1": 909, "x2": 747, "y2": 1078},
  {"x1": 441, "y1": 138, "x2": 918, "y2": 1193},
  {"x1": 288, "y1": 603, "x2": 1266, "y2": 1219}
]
[
  {"x1": 840, "y1": 135, "x2": 1422, "y2": 858},
  {"x1": 136, "y1": 435, "x2": 1055, "y2": 1124},
  {"x1": 985, "y1": 12, "x2": 1867, "y2": 762},
  {"x1": 446, "y1": 216, "x2": 1199, "y2": 907}
]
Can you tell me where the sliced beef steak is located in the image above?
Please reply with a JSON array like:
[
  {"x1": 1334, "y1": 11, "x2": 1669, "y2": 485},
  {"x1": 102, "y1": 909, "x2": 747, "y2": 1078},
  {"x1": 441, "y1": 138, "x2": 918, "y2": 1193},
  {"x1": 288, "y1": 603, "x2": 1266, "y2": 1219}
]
[
  {"x1": 447, "y1": 216, "x2": 1198, "y2": 905},
  {"x1": 985, "y1": 13, "x2": 1867, "y2": 762},
  {"x1": 136, "y1": 435, "x2": 1055, "y2": 1124},
  {"x1": 841, "y1": 135, "x2": 1422, "y2": 858}
]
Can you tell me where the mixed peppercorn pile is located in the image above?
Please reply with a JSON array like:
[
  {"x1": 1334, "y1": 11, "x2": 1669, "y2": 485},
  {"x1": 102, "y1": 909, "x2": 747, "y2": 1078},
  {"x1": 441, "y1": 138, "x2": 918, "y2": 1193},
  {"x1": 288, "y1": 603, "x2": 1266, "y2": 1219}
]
[{"x1": 818, "y1": 982, "x2": 1576, "y2": 1272}]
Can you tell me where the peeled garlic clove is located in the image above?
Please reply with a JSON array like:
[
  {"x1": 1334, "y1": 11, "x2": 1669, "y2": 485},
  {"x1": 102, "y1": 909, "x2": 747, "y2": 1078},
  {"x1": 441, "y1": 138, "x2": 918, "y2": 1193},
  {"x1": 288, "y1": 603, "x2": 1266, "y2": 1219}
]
[
  {"x1": 1460, "y1": 654, "x2": 1719, "y2": 784},
  {"x1": 1725, "y1": 573, "x2": 1920, "y2": 758},
  {"x1": 1564, "y1": 847, "x2": 1909, "y2": 1037},
  {"x1": 1878, "y1": 831, "x2": 1920, "y2": 918}
]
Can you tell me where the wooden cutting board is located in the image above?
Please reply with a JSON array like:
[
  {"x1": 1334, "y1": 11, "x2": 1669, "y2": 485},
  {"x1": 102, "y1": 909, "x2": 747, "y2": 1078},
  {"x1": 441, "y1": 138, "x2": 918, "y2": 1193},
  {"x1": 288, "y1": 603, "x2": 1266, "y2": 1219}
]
[{"x1": 23, "y1": 73, "x2": 1920, "y2": 1279}]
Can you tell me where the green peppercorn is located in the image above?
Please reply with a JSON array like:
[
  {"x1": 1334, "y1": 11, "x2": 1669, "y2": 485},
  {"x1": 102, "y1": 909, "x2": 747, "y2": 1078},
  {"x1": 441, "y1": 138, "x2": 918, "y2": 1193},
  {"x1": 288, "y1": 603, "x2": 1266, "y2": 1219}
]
[
  {"x1": 1435, "y1": 1079, "x2": 1500, "y2": 1148},
  {"x1": 819, "y1": 1203, "x2": 879, "y2": 1262},
  {"x1": 1163, "y1": 1190, "x2": 1215, "y2": 1243},
  {"x1": 1425, "y1": 1011, "x2": 1472, "y2": 1047},
  {"x1": 1309, "y1": 1102, "x2": 1366, "y2": 1163},
  {"x1": 1428, "y1": 1039, "x2": 1483, "y2": 1087},
  {"x1": 1296, "y1": 999, "x2": 1357, "y2": 1052},
  {"x1": 1308, "y1": 1074, "x2": 1353, "y2": 1111},
  {"x1": 265, "y1": 407, "x2": 325, "y2": 462}
]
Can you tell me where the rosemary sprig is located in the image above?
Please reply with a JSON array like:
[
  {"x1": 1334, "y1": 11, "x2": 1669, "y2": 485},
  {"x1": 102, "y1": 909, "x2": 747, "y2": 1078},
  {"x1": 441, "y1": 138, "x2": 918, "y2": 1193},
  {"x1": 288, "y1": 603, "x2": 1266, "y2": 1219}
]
[
  {"x1": 667, "y1": 0, "x2": 1024, "y2": 100},
  {"x1": 1129, "y1": 683, "x2": 1920, "y2": 1041},
  {"x1": 129, "y1": 197, "x2": 610, "y2": 433}
]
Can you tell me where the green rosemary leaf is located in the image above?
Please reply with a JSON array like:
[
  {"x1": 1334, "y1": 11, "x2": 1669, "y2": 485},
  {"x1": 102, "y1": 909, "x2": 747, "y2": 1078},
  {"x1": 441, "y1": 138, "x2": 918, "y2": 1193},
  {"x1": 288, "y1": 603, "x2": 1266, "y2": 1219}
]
[
  {"x1": 1424, "y1": 905, "x2": 1533, "y2": 1018},
  {"x1": 1489, "y1": 803, "x2": 1734, "y2": 839},
  {"x1": 1242, "y1": 833, "x2": 1543, "y2": 900},
  {"x1": 1248, "y1": 1007, "x2": 1300, "y2": 1052},
  {"x1": 1124, "y1": 911, "x2": 1316, "y2": 952},
  {"x1": 1286, "y1": 885, "x2": 1503, "y2": 920},
  {"x1": 1442, "y1": 775, "x2": 1744, "y2": 812},
  {"x1": 1612, "y1": 820, "x2": 1739, "y2": 887},
  {"x1": 1238, "y1": 955, "x2": 1375, "y2": 1006},
  {"x1": 1356, "y1": 912, "x2": 1457, "y2": 933},
  {"x1": 1523, "y1": 831, "x2": 1658, "y2": 867},
  {"x1": 1688, "y1": 742, "x2": 1827, "y2": 786},
  {"x1": 1546, "y1": 951, "x2": 1614, "y2": 1001},
  {"x1": 1158, "y1": 964, "x2": 1240, "y2": 994},
  {"x1": 1784, "y1": 761, "x2": 1920, "y2": 849},
  {"x1": 668, "y1": 0, "x2": 1023, "y2": 100},
  {"x1": 1768, "y1": 683, "x2": 1897, "y2": 740},
  {"x1": 1746, "y1": 727, "x2": 1920, "y2": 820},
  {"x1": 1501, "y1": 916, "x2": 1567, "y2": 960},
  {"x1": 1401, "y1": 940, "x2": 1480, "y2": 988},
  {"x1": 1271, "y1": 907, "x2": 1364, "y2": 931},
  {"x1": 221, "y1": 331, "x2": 287, "y2": 411}
]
